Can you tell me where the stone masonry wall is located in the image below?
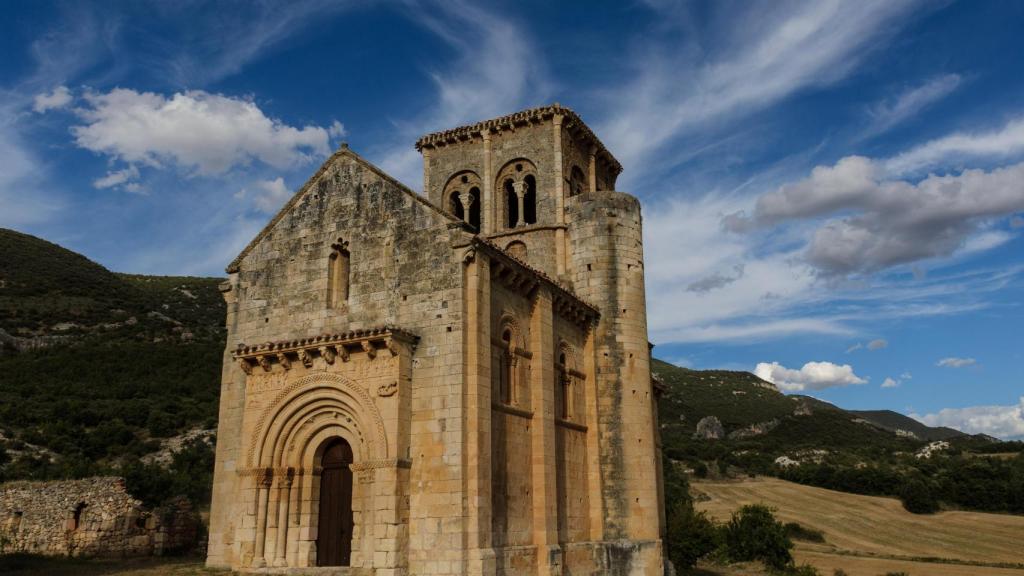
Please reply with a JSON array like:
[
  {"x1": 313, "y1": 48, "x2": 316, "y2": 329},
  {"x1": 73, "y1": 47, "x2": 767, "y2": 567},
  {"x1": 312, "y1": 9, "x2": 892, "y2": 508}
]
[{"x1": 0, "y1": 477, "x2": 198, "y2": 557}]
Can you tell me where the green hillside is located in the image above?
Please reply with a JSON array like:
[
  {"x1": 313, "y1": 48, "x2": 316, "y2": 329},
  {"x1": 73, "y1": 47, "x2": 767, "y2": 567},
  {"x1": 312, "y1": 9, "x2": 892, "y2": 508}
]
[
  {"x1": 0, "y1": 229, "x2": 224, "y2": 500},
  {"x1": 848, "y1": 409, "x2": 965, "y2": 441}
]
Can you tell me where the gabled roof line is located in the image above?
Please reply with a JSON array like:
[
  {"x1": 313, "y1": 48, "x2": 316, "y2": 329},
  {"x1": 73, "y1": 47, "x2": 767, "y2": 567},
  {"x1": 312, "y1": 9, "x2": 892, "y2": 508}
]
[{"x1": 226, "y1": 146, "x2": 456, "y2": 273}]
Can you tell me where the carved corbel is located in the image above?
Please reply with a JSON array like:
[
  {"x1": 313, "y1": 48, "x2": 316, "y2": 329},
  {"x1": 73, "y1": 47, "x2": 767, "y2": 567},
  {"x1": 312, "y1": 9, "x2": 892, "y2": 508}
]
[
  {"x1": 462, "y1": 246, "x2": 476, "y2": 265},
  {"x1": 257, "y1": 355, "x2": 272, "y2": 372},
  {"x1": 319, "y1": 346, "x2": 335, "y2": 365},
  {"x1": 276, "y1": 352, "x2": 291, "y2": 370},
  {"x1": 377, "y1": 381, "x2": 398, "y2": 397},
  {"x1": 361, "y1": 340, "x2": 376, "y2": 360},
  {"x1": 239, "y1": 358, "x2": 253, "y2": 375},
  {"x1": 338, "y1": 345, "x2": 351, "y2": 363},
  {"x1": 298, "y1": 349, "x2": 314, "y2": 368},
  {"x1": 385, "y1": 337, "x2": 400, "y2": 357}
]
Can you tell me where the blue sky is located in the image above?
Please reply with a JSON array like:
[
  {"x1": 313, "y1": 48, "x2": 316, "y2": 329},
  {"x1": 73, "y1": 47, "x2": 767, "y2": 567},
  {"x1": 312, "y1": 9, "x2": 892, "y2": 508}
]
[{"x1": 1, "y1": 1, "x2": 1022, "y2": 438}]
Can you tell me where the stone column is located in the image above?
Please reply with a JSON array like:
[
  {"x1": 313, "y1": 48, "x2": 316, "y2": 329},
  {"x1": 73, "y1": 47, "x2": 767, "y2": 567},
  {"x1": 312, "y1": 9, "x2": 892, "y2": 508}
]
[
  {"x1": 273, "y1": 472, "x2": 293, "y2": 567},
  {"x1": 459, "y1": 190, "x2": 476, "y2": 225},
  {"x1": 530, "y1": 287, "x2": 561, "y2": 575},
  {"x1": 253, "y1": 472, "x2": 271, "y2": 568},
  {"x1": 464, "y1": 250, "x2": 495, "y2": 574},
  {"x1": 483, "y1": 132, "x2": 494, "y2": 234},
  {"x1": 588, "y1": 146, "x2": 597, "y2": 193},
  {"x1": 422, "y1": 148, "x2": 432, "y2": 200},
  {"x1": 513, "y1": 181, "x2": 526, "y2": 227},
  {"x1": 553, "y1": 115, "x2": 567, "y2": 276}
]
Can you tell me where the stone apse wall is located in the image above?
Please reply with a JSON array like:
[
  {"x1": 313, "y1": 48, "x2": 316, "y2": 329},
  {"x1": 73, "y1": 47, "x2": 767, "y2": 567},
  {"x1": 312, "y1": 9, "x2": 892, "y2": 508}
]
[{"x1": 0, "y1": 477, "x2": 198, "y2": 557}]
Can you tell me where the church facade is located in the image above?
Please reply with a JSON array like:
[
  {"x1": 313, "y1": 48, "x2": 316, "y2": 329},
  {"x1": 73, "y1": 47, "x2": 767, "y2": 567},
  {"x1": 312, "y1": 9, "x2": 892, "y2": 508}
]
[{"x1": 206, "y1": 105, "x2": 665, "y2": 575}]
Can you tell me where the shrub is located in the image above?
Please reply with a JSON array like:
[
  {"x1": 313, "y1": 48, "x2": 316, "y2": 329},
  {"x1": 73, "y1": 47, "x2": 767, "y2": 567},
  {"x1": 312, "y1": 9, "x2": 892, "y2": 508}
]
[
  {"x1": 665, "y1": 500, "x2": 719, "y2": 570},
  {"x1": 900, "y1": 478, "x2": 939, "y2": 514},
  {"x1": 722, "y1": 504, "x2": 793, "y2": 570},
  {"x1": 784, "y1": 521, "x2": 825, "y2": 543}
]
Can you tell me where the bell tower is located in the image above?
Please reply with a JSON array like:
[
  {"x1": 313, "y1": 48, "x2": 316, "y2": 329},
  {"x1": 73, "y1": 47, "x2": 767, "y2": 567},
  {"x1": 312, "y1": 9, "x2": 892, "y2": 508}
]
[
  {"x1": 418, "y1": 105, "x2": 665, "y2": 565},
  {"x1": 416, "y1": 104, "x2": 622, "y2": 282}
]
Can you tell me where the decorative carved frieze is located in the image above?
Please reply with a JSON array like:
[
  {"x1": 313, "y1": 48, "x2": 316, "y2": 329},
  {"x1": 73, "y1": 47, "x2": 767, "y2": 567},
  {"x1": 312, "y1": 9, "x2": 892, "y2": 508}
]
[
  {"x1": 233, "y1": 326, "x2": 417, "y2": 378},
  {"x1": 377, "y1": 381, "x2": 398, "y2": 397}
]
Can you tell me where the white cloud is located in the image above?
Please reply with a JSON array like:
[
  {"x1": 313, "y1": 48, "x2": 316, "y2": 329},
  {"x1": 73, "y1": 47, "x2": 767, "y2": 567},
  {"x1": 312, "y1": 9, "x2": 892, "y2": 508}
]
[
  {"x1": 754, "y1": 360, "x2": 868, "y2": 392},
  {"x1": 725, "y1": 154, "x2": 1024, "y2": 275},
  {"x1": 862, "y1": 74, "x2": 961, "y2": 138},
  {"x1": 600, "y1": 0, "x2": 921, "y2": 177},
  {"x1": 937, "y1": 357, "x2": 976, "y2": 368},
  {"x1": 32, "y1": 86, "x2": 73, "y2": 113},
  {"x1": 913, "y1": 397, "x2": 1024, "y2": 439},
  {"x1": 884, "y1": 116, "x2": 1024, "y2": 176},
  {"x1": 236, "y1": 177, "x2": 292, "y2": 214},
  {"x1": 71, "y1": 89, "x2": 333, "y2": 177},
  {"x1": 93, "y1": 165, "x2": 140, "y2": 191},
  {"x1": 328, "y1": 120, "x2": 346, "y2": 139},
  {"x1": 882, "y1": 371, "x2": 910, "y2": 388}
]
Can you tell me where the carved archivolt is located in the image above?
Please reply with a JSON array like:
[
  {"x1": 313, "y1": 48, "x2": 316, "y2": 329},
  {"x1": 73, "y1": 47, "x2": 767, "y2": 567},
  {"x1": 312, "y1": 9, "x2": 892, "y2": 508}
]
[{"x1": 246, "y1": 372, "x2": 388, "y2": 469}]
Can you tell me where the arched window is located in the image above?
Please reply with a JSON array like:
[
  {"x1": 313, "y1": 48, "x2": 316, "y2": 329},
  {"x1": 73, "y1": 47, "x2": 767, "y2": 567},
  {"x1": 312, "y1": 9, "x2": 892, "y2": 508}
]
[
  {"x1": 504, "y1": 179, "x2": 518, "y2": 228},
  {"x1": 442, "y1": 171, "x2": 483, "y2": 232},
  {"x1": 523, "y1": 175, "x2": 537, "y2": 225},
  {"x1": 496, "y1": 159, "x2": 538, "y2": 229},
  {"x1": 467, "y1": 187, "x2": 481, "y2": 230},
  {"x1": 449, "y1": 192, "x2": 465, "y2": 220},
  {"x1": 505, "y1": 241, "x2": 527, "y2": 261},
  {"x1": 499, "y1": 328, "x2": 513, "y2": 404},
  {"x1": 328, "y1": 239, "x2": 350, "y2": 308},
  {"x1": 569, "y1": 166, "x2": 586, "y2": 197},
  {"x1": 557, "y1": 351, "x2": 570, "y2": 419}
]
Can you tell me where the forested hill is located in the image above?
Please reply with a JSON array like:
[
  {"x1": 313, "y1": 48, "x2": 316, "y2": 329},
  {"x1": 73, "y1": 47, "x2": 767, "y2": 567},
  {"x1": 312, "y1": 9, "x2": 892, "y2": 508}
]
[{"x1": 0, "y1": 228, "x2": 224, "y2": 492}]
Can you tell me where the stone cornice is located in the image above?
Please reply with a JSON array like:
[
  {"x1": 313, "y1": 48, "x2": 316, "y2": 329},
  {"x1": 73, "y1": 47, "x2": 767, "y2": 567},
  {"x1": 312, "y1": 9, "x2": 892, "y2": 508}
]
[
  {"x1": 233, "y1": 325, "x2": 418, "y2": 375},
  {"x1": 415, "y1": 103, "x2": 623, "y2": 176},
  {"x1": 462, "y1": 238, "x2": 599, "y2": 329}
]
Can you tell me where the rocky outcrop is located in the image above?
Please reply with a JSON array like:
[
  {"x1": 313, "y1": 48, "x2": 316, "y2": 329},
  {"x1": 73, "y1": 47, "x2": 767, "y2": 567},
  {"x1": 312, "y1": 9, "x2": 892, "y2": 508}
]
[
  {"x1": 693, "y1": 416, "x2": 725, "y2": 440},
  {"x1": 0, "y1": 477, "x2": 198, "y2": 557},
  {"x1": 728, "y1": 419, "x2": 780, "y2": 439}
]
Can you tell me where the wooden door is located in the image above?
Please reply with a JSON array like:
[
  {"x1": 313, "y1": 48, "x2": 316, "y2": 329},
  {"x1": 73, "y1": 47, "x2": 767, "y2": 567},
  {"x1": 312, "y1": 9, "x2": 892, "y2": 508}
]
[{"x1": 317, "y1": 439, "x2": 354, "y2": 566}]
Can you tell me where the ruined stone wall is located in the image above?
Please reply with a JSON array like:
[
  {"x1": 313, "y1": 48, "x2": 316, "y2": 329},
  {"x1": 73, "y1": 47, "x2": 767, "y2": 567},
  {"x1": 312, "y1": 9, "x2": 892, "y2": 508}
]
[{"x1": 0, "y1": 477, "x2": 197, "y2": 557}]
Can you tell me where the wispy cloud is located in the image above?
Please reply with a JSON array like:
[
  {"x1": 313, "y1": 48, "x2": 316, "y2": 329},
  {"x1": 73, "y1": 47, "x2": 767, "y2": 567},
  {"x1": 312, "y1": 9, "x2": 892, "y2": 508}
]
[
  {"x1": 937, "y1": 357, "x2": 977, "y2": 368},
  {"x1": 600, "y1": 0, "x2": 922, "y2": 179},
  {"x1": 375, "y1": 1, "x2": 548, "y2": 187},
  {"x1": 862, "y1": 73, "x2": 961, "y2": 138},
  {"x1": 884, "y1": 116, "x2": 1024, "y2": 176},
  {"x1": 32, "y1": 85, "x2": 73, "y2": 113}
]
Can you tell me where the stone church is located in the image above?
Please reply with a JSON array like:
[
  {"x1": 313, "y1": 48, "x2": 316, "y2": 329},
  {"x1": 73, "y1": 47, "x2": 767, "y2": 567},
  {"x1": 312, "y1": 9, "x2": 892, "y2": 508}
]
[{"x1": 206, "y1": 105, "x2": 665, "y2": 575}]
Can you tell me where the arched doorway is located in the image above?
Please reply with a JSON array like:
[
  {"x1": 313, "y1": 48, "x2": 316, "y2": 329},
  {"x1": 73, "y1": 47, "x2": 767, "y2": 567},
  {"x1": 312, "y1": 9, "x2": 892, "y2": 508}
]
[{"x1": 317, "y1": 438, "x2": 354, "y2": 566}]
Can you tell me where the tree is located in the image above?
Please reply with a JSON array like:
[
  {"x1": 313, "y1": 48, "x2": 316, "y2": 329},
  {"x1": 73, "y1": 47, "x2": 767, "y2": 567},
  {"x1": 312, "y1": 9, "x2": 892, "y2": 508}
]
[
  {"x1": 722, "y1": 504, "x2": 793, "y2": 570},
  {"x1": 665, "y1": 500, "x2": 719, "y2": 570},
  {"x1": 900, "y1": 478, "x2": 939, "y2": 514}
]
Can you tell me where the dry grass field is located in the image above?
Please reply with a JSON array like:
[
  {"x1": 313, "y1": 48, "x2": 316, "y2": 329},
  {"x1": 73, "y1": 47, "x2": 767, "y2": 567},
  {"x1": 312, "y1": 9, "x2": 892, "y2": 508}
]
[{"x1": 695, "y1": 477, "x2": 1024, "y2": 575}]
